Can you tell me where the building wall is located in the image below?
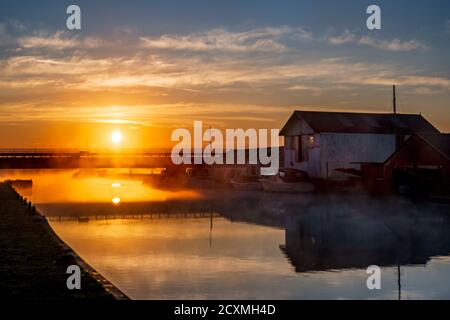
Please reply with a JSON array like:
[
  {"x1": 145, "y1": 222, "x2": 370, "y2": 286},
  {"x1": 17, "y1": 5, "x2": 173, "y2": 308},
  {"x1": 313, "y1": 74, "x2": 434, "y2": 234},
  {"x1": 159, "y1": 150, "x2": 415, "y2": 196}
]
[
  {"x1": 281, "y1": 116, "x2": 314, "y2": 136},
  {"x1": 284, "y1": 133, "x2": 396, "y2": 179},
  {"x1": 284, "y1": 134, "x2": 321, "y2": 177},
  {"x1": 384, "y1": 136, "x2": 450, "y2": 180},
  {"x1": 320, "y1": 133, "x2": 396, "y2": 179}
]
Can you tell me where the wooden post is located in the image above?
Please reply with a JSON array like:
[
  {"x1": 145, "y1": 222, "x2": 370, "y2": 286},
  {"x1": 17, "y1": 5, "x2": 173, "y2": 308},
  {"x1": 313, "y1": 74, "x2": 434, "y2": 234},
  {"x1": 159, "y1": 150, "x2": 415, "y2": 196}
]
[{"x1": 393, "y1": 85, "x2": 397, "y2": 114}]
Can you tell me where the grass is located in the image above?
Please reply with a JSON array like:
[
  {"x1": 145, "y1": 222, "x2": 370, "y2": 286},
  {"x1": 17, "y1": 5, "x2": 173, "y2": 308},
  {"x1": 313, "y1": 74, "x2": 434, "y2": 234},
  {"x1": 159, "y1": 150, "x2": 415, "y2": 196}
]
[{"x1": 0, "y1": 182, "x2": 116, "y2": 299}]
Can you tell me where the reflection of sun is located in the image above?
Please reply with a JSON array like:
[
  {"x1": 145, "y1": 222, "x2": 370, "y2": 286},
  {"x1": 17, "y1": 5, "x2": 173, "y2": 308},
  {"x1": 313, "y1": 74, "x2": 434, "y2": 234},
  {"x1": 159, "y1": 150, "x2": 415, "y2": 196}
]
[
  {"x1": 112, "y1": 197, "x2": 121, "y2": 205},
  {"x1": 111, "y1": 131, "x2": 123, "y2": 145}
]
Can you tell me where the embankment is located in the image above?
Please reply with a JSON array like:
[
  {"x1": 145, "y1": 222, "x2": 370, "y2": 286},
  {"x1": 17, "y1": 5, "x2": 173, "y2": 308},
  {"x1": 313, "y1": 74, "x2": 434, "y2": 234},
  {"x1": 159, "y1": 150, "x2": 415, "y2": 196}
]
[{"x1": 0, "y1": 181, "x2": 128, "y2": 300}]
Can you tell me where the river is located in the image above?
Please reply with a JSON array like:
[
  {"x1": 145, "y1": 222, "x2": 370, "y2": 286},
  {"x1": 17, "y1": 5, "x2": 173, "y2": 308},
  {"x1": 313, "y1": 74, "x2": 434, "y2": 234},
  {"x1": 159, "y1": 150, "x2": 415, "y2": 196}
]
[{"x1": 1, "y1": 169, "x2": 449, "y2": 300}]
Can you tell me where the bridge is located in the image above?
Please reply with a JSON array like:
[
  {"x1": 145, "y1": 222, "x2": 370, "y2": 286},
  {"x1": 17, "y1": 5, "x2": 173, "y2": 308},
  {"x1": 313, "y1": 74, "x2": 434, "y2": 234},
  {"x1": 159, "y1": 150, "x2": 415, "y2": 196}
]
[
  {"x1": 0, "y1": 149, "x2": 280, "y2": 169},
  {"x1": 0, "y1": 151, "x2": 180, "y2": 169}
]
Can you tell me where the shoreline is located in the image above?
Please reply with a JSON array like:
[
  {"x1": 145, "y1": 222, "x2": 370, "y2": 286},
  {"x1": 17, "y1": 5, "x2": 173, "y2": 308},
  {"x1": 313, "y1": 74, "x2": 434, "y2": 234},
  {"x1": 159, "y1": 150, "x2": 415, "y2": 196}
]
[{"x1": 0, "y1": 181, "x2": 129, "y2": 300}]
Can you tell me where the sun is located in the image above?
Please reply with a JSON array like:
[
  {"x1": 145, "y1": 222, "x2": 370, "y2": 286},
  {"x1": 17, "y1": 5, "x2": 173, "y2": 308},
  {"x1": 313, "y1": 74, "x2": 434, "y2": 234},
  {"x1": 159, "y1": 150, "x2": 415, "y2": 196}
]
[{"x1": 111, "y1": 130, "x2": 123, "y2": 145}]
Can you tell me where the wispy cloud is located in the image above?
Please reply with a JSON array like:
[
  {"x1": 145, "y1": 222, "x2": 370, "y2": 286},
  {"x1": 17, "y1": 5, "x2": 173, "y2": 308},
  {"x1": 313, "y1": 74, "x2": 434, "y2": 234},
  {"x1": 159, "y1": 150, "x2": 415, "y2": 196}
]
[
  {"x1": 288, "y1": 85, "x2": 322, "y2": 91},
  {"x1": 341, "y1": 74, "x2": 450, "y2": 89},
  {"x1": 411, "y1": 87, "x2": 446, "y2": 95},
  {"x1": 328, "y1": 29, "x2": 355, "y2": 45},
  {"x1": 0, "y1": 101, "x2": 291, "y2": 127},
  {"x1": 0, "y1": 23, "x2": 449, "y2": 131},
  {"x1": 358, "y1": 36, "x2": 427, "y2": 51},
  {"x1": 328, "y1": 30, "x2": 427, "y2": 51},
  {"x1": 140, "y1": 26, "x2": 311, "y2": 53},
  {"x1": 19, "y1": 31, "x2": 78, "y2": 49},
  {"x1": 2, "y1": 51, "x2": 449, "y2": 96},
  {"x1": 18, "y1": 31, "x2": 110, "y2": 49}
]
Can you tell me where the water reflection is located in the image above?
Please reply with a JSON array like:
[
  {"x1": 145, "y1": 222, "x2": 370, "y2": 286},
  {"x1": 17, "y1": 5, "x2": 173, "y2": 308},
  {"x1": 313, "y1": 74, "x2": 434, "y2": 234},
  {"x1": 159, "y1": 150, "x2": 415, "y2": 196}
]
[
  {"x1": 49, "y1": 217, "x2": 290, "y2": 300},
  {"x1": 43, "y1": 196, "x2": 450, "y2": 300},
  {"x1": 2, "y1": 169, "x2": 450, "y2": 299},
  {"x1": 282, "y1": 208, "x2": 450, "y2": 273},
  {"x1": 46, "y1": 209, "x2": 450, "y2": 300},
  {"x1": 0, "y1": 169, "x2": 201, "y2": 203}
]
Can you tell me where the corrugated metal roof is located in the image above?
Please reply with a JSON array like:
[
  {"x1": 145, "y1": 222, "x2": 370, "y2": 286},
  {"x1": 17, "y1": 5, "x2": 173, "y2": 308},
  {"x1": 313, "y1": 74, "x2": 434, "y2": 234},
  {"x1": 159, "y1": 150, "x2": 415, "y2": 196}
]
[{"x1": 280, "y1": 111, "x2": 440, "y2": 135}]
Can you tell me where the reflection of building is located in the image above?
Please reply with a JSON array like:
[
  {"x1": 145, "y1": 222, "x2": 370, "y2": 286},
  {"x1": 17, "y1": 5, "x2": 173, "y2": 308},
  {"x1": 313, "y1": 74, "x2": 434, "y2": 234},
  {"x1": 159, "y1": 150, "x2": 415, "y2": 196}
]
[
  {"x1": 280, "y1": 207, "x2": 450, "y2": 273},
  {"x1": 280, "y1": 111, "x2": 439, "y2": 180}
]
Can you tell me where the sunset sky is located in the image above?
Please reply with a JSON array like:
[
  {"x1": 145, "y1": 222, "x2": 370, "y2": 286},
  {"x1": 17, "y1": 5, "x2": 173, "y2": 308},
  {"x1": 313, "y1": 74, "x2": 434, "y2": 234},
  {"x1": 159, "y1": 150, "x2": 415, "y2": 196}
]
[{"x1": 1, "y1": 0, "x2": 449, "y2": 149}]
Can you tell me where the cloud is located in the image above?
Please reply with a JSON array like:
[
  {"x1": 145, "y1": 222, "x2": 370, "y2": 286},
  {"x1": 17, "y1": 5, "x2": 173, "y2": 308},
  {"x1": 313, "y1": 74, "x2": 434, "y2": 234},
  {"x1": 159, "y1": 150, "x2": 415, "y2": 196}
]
[
  {"x1": 19, "y1": 31, "x2": 78, "y2": 49},
  {"x1": 18, "y1": 31, "x2": 109, "y2": 49},
  {"x1": 288, "y1": 85, "x2": 321, "y2": 91},
  {"x1": 0, "y1": 101, "x2": 292, "y2": 127},
  {"x1": 446, "y1": 20, "x2": 450, "y2": 35},
  {"x1": 1, "y1": 24, "x2": 449, "y2": 130},
  {"x1": 328, "y1": 29, "x2": 355, "y2": 45},
  {"x1": 394, "y1": 75, "x2": 450, "y2": 88},
  {"x1": 140, "y1": 26, "x2": 311, "y2": 53},
  {"x1": 2, "y1": 50, "x2": 449, "y2": 100},
  {"x1": 8, "y1": 24, "x2": 429, "y2": 56},
  {"x1": 342, "y1": 74, "x2": 450, "y2": 89},
  {"x1": 358, "y1": 36, "x2": 427, "y2": 51},
  {"x1": 328, "y1": 30, "x2": 427, "y2": 51},
  {"x1": 411, "y1": 87, "x2": 445, "y2": 95}
]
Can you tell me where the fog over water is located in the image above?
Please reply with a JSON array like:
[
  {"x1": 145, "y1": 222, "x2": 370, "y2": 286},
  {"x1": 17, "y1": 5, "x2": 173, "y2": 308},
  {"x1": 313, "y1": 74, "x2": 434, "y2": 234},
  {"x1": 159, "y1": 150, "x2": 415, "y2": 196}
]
[{"x1": 2, "y1": 169, "x2": 450, "y2": 300}]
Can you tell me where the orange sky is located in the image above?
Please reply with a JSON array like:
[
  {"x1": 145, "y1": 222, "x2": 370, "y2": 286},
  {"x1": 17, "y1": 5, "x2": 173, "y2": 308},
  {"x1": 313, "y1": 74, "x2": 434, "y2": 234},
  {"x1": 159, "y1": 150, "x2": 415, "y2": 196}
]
[{"x1": 1, "y1": 2, "x2": 449, "y2": 149}]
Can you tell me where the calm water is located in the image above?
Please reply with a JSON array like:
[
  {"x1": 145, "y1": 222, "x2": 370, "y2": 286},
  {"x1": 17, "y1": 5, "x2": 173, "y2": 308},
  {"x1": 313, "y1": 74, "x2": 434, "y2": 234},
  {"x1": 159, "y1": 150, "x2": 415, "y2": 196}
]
[{"x1": 2, "y1": 169, "x2": 450, "y2": 300}]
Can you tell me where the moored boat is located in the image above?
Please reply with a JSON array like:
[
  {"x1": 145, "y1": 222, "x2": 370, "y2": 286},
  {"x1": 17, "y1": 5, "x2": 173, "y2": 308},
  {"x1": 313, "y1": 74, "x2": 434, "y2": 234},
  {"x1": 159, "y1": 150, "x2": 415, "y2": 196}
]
[
  {"x1": 261, "y1": 168, "x2": 314, "y2": 193},
  {"x1": 231, "y1": 179, "x2": 262, "y2": 191},
  {"x1": 230, "y1": 175, "x2": 262, "y2": 191}
]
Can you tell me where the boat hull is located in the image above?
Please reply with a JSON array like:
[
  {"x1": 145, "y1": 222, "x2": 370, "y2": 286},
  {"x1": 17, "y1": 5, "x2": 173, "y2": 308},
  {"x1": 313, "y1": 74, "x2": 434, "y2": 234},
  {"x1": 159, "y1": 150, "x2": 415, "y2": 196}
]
[
  {"x1": 231, "y1": 180, "x2": 263, "y2": 191},
  {"x1": 261, "y1": 180, "x2": 314, "y2": 193}
]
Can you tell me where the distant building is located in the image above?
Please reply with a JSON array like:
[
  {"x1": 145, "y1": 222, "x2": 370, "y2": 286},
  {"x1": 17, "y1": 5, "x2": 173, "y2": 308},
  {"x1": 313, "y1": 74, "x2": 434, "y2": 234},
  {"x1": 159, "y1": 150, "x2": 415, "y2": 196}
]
[
  {"x1": 384, "y1": 133, "x2": 450, "y2": 189},
  {"x1": 279, "y1": 111, "x2": 440, "y2": 180}
]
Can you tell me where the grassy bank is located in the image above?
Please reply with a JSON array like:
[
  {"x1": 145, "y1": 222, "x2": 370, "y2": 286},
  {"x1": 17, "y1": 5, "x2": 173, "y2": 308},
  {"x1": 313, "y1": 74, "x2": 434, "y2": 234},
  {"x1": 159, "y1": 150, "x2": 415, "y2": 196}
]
[{"x1": 0, "y1": 181, "x2": 126, "y2": 299}]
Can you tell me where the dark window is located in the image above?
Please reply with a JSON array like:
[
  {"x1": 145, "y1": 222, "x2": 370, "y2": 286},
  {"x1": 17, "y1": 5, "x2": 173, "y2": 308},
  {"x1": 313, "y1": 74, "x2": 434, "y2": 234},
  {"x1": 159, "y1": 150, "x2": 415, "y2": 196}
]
[{"x1": 297, "y1": 136, "x2": 302, "y2": 161}]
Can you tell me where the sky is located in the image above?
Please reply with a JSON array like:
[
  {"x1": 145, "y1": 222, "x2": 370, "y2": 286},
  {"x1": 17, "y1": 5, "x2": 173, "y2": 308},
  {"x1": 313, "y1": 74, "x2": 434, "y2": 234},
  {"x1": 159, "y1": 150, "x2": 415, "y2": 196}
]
[{"x1": 0, "y1": 0, "x2": 449, "y2": 149}]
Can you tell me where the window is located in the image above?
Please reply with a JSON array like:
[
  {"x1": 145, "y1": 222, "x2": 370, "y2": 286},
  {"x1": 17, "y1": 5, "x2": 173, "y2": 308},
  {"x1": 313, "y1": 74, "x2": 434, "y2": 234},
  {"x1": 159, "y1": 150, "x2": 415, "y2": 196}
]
[
  {"x1": 297, "y1": 136, "x2": 302, "y2": 161},
  {"x1": 308, "y1": 135, "x2": 315, "y2": 148}
]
